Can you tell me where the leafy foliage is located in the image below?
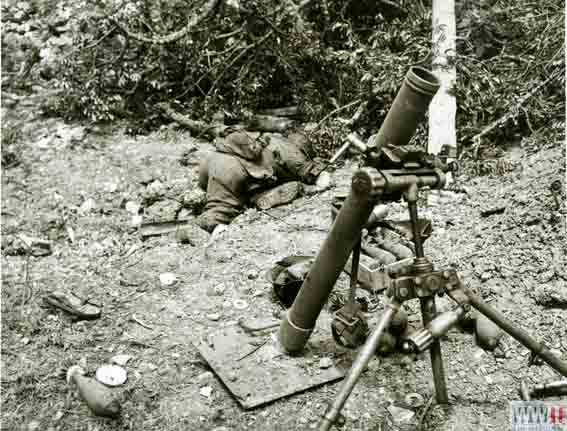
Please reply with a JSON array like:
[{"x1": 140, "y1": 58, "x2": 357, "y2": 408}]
[{"x1": 1, "y1": 0, "x2": 564, "y2": 156}]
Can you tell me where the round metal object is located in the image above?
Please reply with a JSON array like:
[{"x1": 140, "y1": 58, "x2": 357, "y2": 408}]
[{"x1": 96, "y1": 364, "x2": 127, "y2": 386}]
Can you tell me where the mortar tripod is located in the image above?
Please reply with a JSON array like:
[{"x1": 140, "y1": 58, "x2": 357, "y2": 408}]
[{"x1": 315, "y1": 180, "x2": 567, "y2": 430}]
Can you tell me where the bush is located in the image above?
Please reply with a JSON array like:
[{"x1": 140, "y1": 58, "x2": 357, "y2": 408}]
[{"x1": 2, "y1": 0, "x2": 563, "y2": 156}]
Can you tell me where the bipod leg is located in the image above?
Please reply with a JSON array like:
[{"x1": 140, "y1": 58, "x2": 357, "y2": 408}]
[
  {"x1": 318, "y1": 299, "x2": 401, "y2": 431},
  {"x1": 420, "y1": 296, "x2": 449, "y2": 403},
  {"x1": 465, "y1": 290, "x2": 567, "y2": 376}
]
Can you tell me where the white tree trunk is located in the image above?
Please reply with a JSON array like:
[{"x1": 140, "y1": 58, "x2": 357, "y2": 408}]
[{"x1": 428, "y1": 0, "x2": 457, "y2": 157}]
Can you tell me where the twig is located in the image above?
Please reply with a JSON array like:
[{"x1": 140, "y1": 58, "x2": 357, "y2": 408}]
[
  {"x1": 316, "y1": 99, "x2": 362, "y2": 129},
  {"x1": 418, "y1": 394, "x2": 435, "y2": 429},
  {"x1": 84, "y1": 26, "x2": 118, "y2": 49},
  {"x1": 206, "y1": 30, "x2": 275, "y2": 96},
  {"x1": 130, "y1": 314, "x2": 154, "y2": 330},
  {"x1": 111, "y1": 0, "x2": 222, "y2": 45}
]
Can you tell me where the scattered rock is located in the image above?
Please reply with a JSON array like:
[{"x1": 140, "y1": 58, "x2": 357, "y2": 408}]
[
  {"x1": 111, "y1": 354, "x2": 133, "y2": 366},
  {"x1": 2, "y1": 235, "x2": 52, "y2": 257},
  {"x1": 52, "y1": 411, "x2": 64, "y2": 422},
  {"x1": 533, "y1": 283, "x2": 567, "y2": 309},
  {"x1": 145, "y1": 200, "x2": 179, "y2": 221},
  {"x1": 404, "y1": 392, "x2": 425, "y2": 408},
  {"x1": 315, "y1": 171, "x2": 332, "y2": 190},
  {"x1": 233, "y1": 300, "x2": 248, "y2": 310},
  {"x1": 78, "y1": 198, "x2": 96, "y2": 215},
  {"x1": 246, "y1": 270, "x2": 258, "y2": 280},
  {"x1": 199, "y1": 386, "x2": 213, "y2": 398},
  {"x1": 27, "y1": 420, "x2": 41, "y2": 431},
  {"x1": 367, "y1": 358, "x2": 381, "y2": 372},
  {"x1": 131, "y1": 214, "x2": 143, "y2": 228},
  {"x1": 387, "y1": 405, "x2": 415, "y2": 424},
  {"x1": 125, "y1": 201, "x2": 141, "y2": 215},
  {"x1": 175, "y1": 222, "x2": 211, "y2": 247},
  {"x1": 160, "y1": 272, "x2": 178, "y2": 287},
  {"x1": 197, "y1": 371, "x2": 214, "y2": 383}
]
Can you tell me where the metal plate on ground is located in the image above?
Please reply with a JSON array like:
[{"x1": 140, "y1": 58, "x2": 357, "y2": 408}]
[{"x1": 195, "y1": 323, "x2": 346, "y2": 409}]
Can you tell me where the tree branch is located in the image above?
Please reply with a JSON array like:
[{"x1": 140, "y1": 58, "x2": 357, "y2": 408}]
[{"x1": 111, "y1": 0, "x2": 222, "y2": 45}]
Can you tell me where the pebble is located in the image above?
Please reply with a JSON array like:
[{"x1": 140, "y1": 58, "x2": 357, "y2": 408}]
[
  {"x1": 315, "y1": 171, "x2": 332, "y2": 189},
  {"x1": 404, "y1": 392, "x2": 425, "y2": 408},
  {"x1": 160, "y1": 272, "x2": 177, "y2": 286},
  {"x1": 387, "y1": 405, "x2": 415, "y2": 424},
  {"x1": 367, "y1": 358, "x2": 381, "y2": 372},
  {"x1": 130, "y1": 214, "x2": 143, "y2": 227},
  {"x1": 318, "y1": 357, "x2": 333, "y2": 369},
  {"x1": 111, "y1": 354, "x2": 133, "y2": 366},
  {"x1": 233, "y1": 299, "x2": 248, "y2": 310},
  {"x1": 78, "y1": 198, "x2": 96, "y2": 215},
  {"x1": 207, "y1": 313, "x2": 221, "y2": 321},
  {"x1": 200, "y1": 386, "x2": 213, "y2": 398},
  {"x1": 214, "y1": 284, "x2": 226, "y2": 295},
  {"x1": 125, "y1": 201, "x2": 140, "y2": 215},
  {"x1": 197, "y1": 371, "x2": 214, "y2": 383}
]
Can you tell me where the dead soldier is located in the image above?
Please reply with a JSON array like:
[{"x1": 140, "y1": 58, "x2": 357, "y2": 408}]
[{"x1": 196, "y1": 130, "x2": 326, "y2": 232}]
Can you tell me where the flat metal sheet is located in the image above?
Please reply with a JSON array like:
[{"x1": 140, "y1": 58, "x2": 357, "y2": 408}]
[{"x1": 195, "y1": 324, "x2": 347, "y2": 409}]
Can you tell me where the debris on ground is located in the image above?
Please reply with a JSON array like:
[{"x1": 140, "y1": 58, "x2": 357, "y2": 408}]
[
  {"x1": 199, "y1": 386, "x2": 213, "y2": 399},
  {"x1": 159, "y1": 272, "x2": 178, "y2": 287},
  {"x1": 110, "y1": 355, "x2": 133, "y2": 366},
  {"x1": 67, "y1": 366, "x2": 121, "y2": 418},
  {"x1": 233, "y1": 299, "x2": 248, "y2": 310},
  {"x1": 43, "y1": 290, "x2": 101, "y2": 319},
  {"x1": 532, "y1": 282, "x2": 567, "y2": 309},
  {"x1": 3, "y1": 234, "x2": 52, "y2": 257},
  {"x1": 207, "y1": 313, "x2": 221, "y2": 321},
  {"x1": 404, "y1": 392, "x2": 425, "y2": 409},
  {"x1": 95, "y1": 364, "x2": 128, "y2": 387},
  {"x1": 387, "y1": 404, "x2": 415, "y2": 425},
  {"x1": 78, "y1": 198, "x2": 97, "y2": 216},
  {"x1": 480, "y1": 205, "x2": 507, "y2": 217}
]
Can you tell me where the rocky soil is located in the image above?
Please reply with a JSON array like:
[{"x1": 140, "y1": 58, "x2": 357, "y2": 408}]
[{"x1": 1, "y1": 112, "x2": 566, "y2": 431}]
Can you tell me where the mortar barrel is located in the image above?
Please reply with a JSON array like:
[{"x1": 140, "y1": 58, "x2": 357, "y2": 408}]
[
  {"x1": 279, "y1": 173, "x2": 379, "y2": 353},
  {"x1": 369, "y1": 67, "x2": 440, "y2": 151}
]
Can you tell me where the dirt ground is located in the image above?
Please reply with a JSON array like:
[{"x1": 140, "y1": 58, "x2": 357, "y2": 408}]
[{"x1": 1, "y1": 110, "x2": 566, "y2": 431}]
